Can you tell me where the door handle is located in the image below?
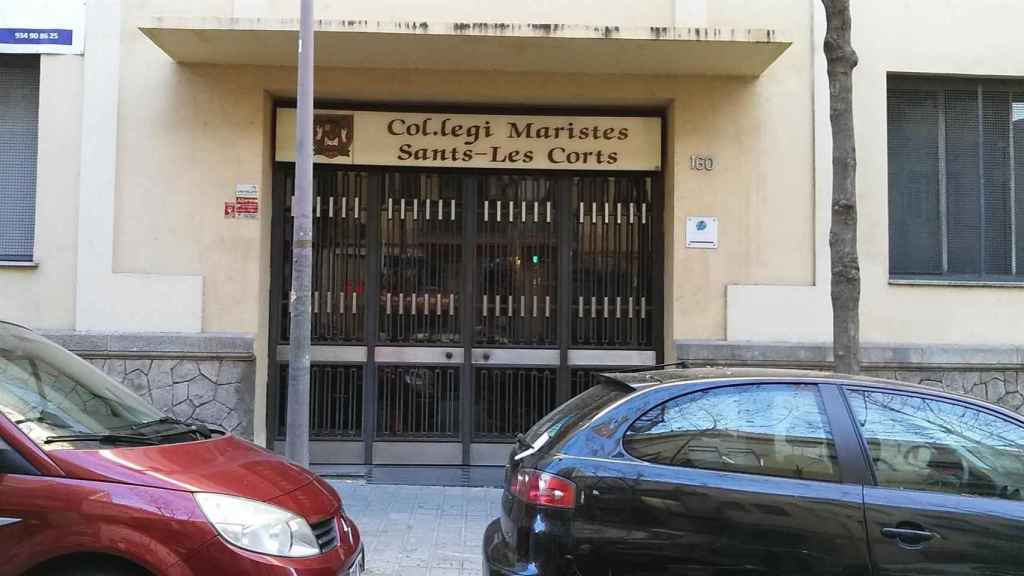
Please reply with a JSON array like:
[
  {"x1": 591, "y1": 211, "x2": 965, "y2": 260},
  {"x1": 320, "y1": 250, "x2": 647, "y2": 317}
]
[{"x1": 881, "y1": 527, "x2": 936, "y2": 545}]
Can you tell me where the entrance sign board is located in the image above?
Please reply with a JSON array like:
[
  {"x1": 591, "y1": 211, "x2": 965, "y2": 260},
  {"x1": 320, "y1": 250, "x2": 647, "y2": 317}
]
[
  {"x1": 0, "y1": 0, "x2": 85, "y2": 55},
  {"x1": 276, "y1": 108, "x2": 662, "y2": 172}
]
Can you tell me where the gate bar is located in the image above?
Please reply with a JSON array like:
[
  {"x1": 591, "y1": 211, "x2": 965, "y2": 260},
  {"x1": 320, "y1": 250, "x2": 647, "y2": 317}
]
[
  {"x1": 362, "y1": 172, "x2": 383, "y2": 465},
  {"x1": 461, "y1": 176, "x2": 479, "y2": 465},
  {"x1": 557, "y1": 176, "x2": 573, "y2": 406}
]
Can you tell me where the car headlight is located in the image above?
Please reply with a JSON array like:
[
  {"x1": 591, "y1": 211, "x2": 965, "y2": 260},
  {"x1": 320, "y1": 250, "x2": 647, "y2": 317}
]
[{"x1": 194, "y1": 493, "x2": 320, "y2": 558}]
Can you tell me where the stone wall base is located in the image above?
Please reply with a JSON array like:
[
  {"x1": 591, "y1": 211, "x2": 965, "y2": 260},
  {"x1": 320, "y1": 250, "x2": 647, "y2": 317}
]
[
  {"x1": 677, "y1": 340, "x2": 1024, "y2": 413},
  {"x1": 42, "y1": 331, "x2": 256, "y2": 439}
]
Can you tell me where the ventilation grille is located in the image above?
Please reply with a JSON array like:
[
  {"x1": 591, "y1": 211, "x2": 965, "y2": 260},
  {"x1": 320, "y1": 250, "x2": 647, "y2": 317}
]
[{"x1": 310, "y1": 516, "x2": 338, "y2": 552}]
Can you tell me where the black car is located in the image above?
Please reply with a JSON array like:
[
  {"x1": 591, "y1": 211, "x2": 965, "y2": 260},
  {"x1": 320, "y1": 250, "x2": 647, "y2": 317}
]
[{"x1": 483, "y1": 367, "x2": 1024, "y2": 575}]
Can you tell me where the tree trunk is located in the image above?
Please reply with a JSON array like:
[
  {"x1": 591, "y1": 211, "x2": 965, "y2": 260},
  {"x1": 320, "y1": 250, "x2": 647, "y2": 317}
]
[{"x1": 822, "y1": 0, "x2": 861, "y2": 374}]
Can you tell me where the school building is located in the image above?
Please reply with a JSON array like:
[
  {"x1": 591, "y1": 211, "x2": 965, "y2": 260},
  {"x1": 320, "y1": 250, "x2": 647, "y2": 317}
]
[{"x1": 2, "y1": 0, "x2": 1023, "y2": 468}]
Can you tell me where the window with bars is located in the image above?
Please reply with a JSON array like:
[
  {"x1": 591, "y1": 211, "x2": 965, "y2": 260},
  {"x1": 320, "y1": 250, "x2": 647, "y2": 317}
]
[
  {"x1": 0, "y1": 55, "x2": 40, "y2": 262},
  {"x1": 888, "y1": 77, "x2": 1024, "y2": 281}
]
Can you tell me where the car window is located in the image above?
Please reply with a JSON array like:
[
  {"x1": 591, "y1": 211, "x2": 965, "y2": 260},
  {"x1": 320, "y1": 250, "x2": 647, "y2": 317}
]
[
  {"x1": 623, "y1": 384, "x2": 840, "y2": 482},
  {"x1": 846, "y1": 389, "x2": 1024, "y2": 500},
  {"x1": 0, "y1": 437, "x2": 35, "y2": 475},
  {"x1": 517, "y1": 380, "x2": 630, "y2": 457}
]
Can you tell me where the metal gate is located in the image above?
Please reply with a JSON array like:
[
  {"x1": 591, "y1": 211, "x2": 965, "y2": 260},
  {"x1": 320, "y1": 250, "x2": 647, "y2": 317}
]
[{"x1": 271, "y1": 166, "x2": 661, "y2": 466}]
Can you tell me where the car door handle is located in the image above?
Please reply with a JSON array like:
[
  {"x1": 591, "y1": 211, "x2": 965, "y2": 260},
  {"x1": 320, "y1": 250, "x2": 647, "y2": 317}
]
[{"x1": 881, "y1": 527, "x2": 936, "y2": 544}]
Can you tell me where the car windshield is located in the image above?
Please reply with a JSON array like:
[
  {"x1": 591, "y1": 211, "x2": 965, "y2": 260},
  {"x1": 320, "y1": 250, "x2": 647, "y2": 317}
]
[{"x1": 0, "y1": 323, "x2": 171, "y2": 449}]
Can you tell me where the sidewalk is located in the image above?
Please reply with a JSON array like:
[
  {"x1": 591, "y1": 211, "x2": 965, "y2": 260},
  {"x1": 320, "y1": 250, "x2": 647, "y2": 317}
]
[{"x1": 329, "y1": 480, "x2": 503, "y2": 576}]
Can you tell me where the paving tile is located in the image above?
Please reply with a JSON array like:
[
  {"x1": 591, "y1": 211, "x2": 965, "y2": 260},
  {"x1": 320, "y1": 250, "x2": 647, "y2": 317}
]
[{"x1": 330, "y1": 479, "x2": 501, "y2": 576}]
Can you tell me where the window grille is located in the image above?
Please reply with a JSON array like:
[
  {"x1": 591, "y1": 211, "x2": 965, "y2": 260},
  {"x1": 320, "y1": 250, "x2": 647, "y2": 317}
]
[
  {"x1": 889, "y1": 77, "x2": 1024, "y2": 281},
  {"x1": 0, "y1": 55, "x2": 39, "y2": 262}
]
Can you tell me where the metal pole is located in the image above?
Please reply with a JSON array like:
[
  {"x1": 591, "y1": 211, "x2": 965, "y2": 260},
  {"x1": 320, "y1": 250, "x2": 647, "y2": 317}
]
[{"x1": 285, "y1": 0, "x2": 314, "y2": 467}]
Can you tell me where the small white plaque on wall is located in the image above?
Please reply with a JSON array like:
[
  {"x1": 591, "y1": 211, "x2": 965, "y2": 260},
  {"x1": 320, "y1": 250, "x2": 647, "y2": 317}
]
[{"x1": 686, "y1": 217, "x2": 718, "y2": 249}]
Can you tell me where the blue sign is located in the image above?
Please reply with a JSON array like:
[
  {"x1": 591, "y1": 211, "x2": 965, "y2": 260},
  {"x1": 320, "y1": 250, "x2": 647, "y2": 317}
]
[{"x1": 0, "y1": 29, "x2": 73, "y2": 46}]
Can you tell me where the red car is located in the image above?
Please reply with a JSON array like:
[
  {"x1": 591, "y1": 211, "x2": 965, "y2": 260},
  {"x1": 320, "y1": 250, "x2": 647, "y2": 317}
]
[{"x1": 0, "y1": 321, "x2": 364, "y2": 576}]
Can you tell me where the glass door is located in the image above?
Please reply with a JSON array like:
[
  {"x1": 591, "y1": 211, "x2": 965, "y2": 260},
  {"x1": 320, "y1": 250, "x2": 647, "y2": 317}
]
[
  {"x1": 470, "y1": 175, "x2": 561, "y2": 464},
  {"x1": 273, "y1": 166, "x2": 661, "y2": 467},
  {"x1": 373, "y1": 172, "x2": 467, "y2": 465}
]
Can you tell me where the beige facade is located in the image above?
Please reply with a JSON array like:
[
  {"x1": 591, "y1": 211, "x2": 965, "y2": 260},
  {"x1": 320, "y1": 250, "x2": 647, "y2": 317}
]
[
  {"x1": 730, "y1": 0, "x2": 1024, "y2": 346},
  {"x1": 3, "y1": 0, "x2": 1024, "y2": 449}
]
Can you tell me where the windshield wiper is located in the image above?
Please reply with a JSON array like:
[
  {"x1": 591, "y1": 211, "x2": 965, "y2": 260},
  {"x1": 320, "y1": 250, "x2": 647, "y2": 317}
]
[
  {"x1": 146, "y1": 425, "x2": 215, "y2": 440},
  {"x1": 112, "y1": 417, "x2": 214, "y2": 439},
  {"x1": 113, "y1": 416, "x2": 185, "y2": 432},
  {"x1": 44, "y1": 433, "x2": 158, "y2": 446}
]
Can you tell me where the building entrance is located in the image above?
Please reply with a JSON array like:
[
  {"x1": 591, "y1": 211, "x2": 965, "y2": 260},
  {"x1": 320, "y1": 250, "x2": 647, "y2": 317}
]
[{"x1": 270, "y1": 108, "x2": 663, "y2": 466}]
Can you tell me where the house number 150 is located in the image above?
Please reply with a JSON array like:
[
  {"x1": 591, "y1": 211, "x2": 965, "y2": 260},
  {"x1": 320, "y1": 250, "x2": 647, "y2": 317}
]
[{"x1": 690, "y1": 155, "x2": 715, "y2": 171}]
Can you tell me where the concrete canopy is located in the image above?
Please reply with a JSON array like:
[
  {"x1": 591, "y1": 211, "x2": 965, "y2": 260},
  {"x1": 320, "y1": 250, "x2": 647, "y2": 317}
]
[{"x1": 140, "y1": 18, "x2": 791, "y2": 77}]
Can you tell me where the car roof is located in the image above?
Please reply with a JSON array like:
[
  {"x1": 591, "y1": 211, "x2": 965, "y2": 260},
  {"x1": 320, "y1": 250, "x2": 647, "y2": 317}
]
[{"x1": 601, "y1": 366, "x2": 982, "y2": 403}]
